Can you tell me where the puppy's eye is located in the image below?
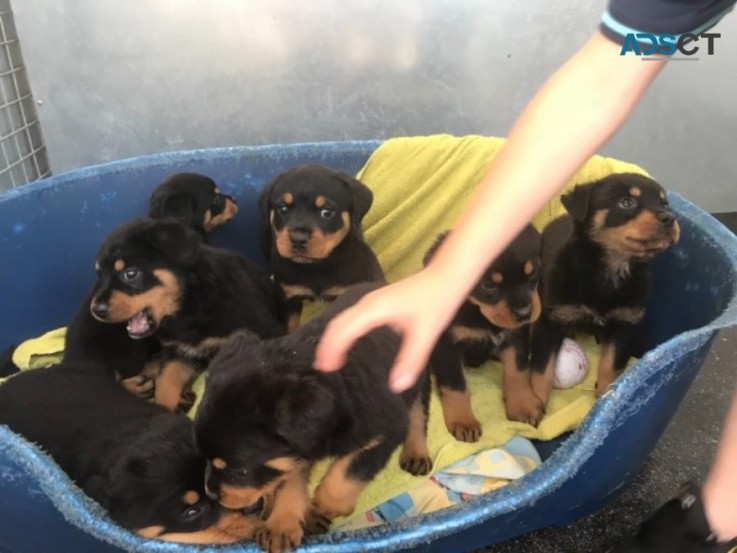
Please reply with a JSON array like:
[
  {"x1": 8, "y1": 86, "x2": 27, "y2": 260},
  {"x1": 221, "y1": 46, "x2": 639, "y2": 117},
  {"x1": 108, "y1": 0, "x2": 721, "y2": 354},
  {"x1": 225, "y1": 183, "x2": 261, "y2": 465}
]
[
  {"x1": 320, "y1": 208, "x2": 335, "y2": 219},
  {"x1": 181, "y1": 503, "x2": 208, "y2": 521},
  {"x1": 618, "y1": 196, "x2": 637, "y2": 210},
  {"x1": 211, "y1": 195, "x2": 224, "y2": 207},
  {"x1": 481, "y1": 282, "x2": 498, "y2": 293},
  {"x1": 276, "y1": 205, "x2": 290, "y2": 215},
  {"x1": 121, "y1": 268, "x2": 141, "y2": 282}
]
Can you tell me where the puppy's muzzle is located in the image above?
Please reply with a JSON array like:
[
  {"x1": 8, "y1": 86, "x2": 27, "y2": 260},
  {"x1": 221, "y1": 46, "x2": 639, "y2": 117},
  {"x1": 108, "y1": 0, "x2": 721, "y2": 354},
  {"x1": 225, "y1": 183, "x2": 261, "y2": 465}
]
[
  {"x1": 655, "y1": 209, "x2": 675, "y2": 227},
  {"x1": 289, "y1": 229, "x2": 311, "y2": 252},
  {"x1": 90, "y1": 300, "x2": 110, "y2": 321},
  {"x1": 512, "y1": 304, "x2": 532, "y2": 323}
]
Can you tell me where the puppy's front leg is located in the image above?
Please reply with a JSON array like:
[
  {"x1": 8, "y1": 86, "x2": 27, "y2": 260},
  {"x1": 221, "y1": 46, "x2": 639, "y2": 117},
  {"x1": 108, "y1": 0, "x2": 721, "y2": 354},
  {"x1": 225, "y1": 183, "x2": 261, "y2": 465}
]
[
  {"x1": 500, "y1": 330, "x2": 544, "y2": 426},
  {"x1": 529, "y1": 314, "x2": 566, "y2": 423},
  {"x1": 596, "y1": 323, "x2": 636, "y2": 397},
  {"x1": 154, "y1": 359, "x2": 197, "y2": 412},
  {"x1": 255, "y1": 466, "x2": 310, "y2": 553},
  {"x1": 399, "y1": 377, "x2": 433, "y2": 475},
  {"x1": 309, "y1": 439, "x2": 396, "y2": 533},
  {"x1": 430, "y1": 332, "x2": 482, "y2": 442}
]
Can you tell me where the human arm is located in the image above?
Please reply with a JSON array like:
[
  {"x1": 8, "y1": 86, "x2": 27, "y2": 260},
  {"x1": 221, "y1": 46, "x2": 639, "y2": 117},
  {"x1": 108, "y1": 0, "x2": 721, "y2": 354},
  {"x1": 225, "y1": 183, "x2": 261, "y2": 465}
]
[{"x1": 314, "y1": 31, "x2": 667, "y2": 392}]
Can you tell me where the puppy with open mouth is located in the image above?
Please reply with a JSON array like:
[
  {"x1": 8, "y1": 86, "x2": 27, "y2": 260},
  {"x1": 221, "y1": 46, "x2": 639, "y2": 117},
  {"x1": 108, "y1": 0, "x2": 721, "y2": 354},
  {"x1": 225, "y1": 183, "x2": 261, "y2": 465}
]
[{"x1": 66, "y1": 218, "x2": 285, "y2": 411}]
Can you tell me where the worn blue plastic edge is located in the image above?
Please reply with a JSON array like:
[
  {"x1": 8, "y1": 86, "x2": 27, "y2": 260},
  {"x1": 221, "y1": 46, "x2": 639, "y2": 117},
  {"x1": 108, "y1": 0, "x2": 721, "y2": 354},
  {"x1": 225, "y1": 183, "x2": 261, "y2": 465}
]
[{"x1": 0, "y1": 143, "x2": 735, "y2": 552}]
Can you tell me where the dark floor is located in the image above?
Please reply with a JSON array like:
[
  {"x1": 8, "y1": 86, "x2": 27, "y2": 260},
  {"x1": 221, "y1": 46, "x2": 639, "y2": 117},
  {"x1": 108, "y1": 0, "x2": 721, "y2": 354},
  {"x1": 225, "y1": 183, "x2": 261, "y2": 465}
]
[{"x1": 478, "y1": 212, "x2": 737, "y2": 553}]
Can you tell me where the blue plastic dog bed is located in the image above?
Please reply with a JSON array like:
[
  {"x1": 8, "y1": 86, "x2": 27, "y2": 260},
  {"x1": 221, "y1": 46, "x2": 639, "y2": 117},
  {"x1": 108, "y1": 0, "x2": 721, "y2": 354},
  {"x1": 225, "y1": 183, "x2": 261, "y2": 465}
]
[{"x1": 1, "y1": 141, "x2": 736, "y2": 553}]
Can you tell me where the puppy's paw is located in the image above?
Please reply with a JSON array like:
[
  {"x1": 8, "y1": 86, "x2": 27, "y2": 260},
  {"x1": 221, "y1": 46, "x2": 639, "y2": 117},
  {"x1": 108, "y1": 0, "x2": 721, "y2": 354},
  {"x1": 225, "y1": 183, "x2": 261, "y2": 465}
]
[
  {"x1": 399, "y1": 454, "x2": 433, "y2": 476},
  {"x1": 504, "y1": 389, "x2": 545, "y2": 427},
  {"x1": 175, "y1": 389, "x2": 197, "y2": 413},
  {"x1": 255, "y1": 518, "x2": 303, "y2": 553},
  {"x1": 304, "y1": 509, "x2": 331, "y2": 535},
  {"x1": 119, "y1": 374, "x2": 155, "y2": 399},
  {"x1": 446, "y1": 419, "x2": 482, "y2": 443}
]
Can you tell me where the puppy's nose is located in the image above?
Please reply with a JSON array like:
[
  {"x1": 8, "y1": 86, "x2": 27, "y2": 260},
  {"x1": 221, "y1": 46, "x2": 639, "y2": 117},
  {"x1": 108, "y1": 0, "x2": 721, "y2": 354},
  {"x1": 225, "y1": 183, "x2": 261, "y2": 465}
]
[
  {"x1": 289, "y1": 229, "x2": 310, "y2": 249},
  {"x1": 512, "y1": 305, "x2": 532, "y2": 321},
  {"x1": 90, "y1": 301, "x2": 110, "y2": 320},
  {"x1": 656, "y1": 210, "x2": 675, "y2": 226}
]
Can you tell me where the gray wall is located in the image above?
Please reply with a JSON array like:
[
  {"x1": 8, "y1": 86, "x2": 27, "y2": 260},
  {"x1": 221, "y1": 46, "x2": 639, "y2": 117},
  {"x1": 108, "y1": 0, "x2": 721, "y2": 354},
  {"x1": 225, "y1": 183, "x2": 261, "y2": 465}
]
[{"x1": 13, "y1": 0, "x2": 737, "y2": 211}]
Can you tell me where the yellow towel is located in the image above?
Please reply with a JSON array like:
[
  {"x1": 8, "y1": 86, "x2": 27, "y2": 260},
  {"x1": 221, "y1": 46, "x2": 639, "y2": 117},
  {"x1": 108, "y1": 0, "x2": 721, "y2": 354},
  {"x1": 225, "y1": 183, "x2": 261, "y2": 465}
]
[{"x1": 11, "y1": 327, "x2": 66, "y2": 371}]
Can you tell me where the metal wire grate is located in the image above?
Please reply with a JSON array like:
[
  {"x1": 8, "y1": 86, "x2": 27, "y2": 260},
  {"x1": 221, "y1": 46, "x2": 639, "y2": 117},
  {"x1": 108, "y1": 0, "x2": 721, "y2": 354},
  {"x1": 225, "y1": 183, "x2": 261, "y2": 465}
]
[{"x1": 0, "y1": 0, "x2": 49, "y2": 190}]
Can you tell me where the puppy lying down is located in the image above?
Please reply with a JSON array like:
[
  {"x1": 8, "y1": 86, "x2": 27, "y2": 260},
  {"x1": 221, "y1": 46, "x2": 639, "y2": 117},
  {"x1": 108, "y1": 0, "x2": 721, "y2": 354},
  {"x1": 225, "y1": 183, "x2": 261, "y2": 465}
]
[
  {"x1": 195, "y1": 282, "x2": 433, "y2": 553},
  {"x1": 0, "y1": 362, "x2": 264, "y2": 544}
]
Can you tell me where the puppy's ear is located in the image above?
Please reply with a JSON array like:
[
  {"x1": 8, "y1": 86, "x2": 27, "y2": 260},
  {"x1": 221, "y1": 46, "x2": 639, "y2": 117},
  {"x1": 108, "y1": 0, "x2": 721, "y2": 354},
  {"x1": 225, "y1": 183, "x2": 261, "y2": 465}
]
[
  {"x1": 149, "y1": 193, "x2": 198, "y2": 228},
  {"x1": 561, "y1": 183, "x2": 594, "y2": 222},
  {"x1": 337, "y1": 172, "x2": 373, "y2": 228},
  {"x1": 148, "y1": 220, "x2": 201, "y2": 266},
  {"x1": 274, "y1": 379, "x2": 336, "y2": 455},
  {"x1": 257, "y1": 178, "x2": 277, "y2": 259}
]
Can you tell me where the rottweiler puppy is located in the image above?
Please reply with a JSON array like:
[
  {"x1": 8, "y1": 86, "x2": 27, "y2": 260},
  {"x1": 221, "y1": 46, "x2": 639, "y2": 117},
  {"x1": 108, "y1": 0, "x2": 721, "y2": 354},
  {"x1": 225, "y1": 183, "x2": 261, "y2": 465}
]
[
  {"x1": 425, "y1": 225, "x2": 542, "y2": 433},
  {"x1": 0, "y1": 362, "x2": 264, "y2": 544},
  {"x1": 149, "y1": 172, "x2": 238, "y2": 243},
  {"x1": 64, "y1": 173, "x2": 238, "y2": 394},
  {"x1": 194, "y1": 282, "x2": 432, "y2": 553},
  {"x1": 529, "y1": 173, "x2": 680, "y2": 422},
  {"x1": 86, "y1": 218, "x2": 286, "y2": 411},
  {"x1": 258, "y1": 164, "x2": 385, "y2": 332}
]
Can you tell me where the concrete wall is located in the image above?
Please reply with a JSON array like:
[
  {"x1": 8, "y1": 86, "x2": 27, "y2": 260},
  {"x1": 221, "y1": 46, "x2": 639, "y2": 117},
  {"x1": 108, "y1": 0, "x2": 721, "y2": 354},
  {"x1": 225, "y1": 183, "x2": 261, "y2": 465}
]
[{"x1": 13, "y1": 0, "x2": 737, "y2": 211}]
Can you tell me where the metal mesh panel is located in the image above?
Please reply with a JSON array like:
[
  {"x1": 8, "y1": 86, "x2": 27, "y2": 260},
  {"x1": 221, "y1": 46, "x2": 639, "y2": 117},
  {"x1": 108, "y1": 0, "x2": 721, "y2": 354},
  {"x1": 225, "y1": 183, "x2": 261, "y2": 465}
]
[{"x1": 0, "y1": 0, "x2": 49, "y2": 190}]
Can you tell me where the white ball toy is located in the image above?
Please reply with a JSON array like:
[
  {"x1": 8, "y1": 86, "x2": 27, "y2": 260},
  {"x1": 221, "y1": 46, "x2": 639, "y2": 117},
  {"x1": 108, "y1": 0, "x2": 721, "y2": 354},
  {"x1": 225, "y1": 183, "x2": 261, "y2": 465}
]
[{"x1": 553, "y1": 338, "x2": 588, "y2": 389}]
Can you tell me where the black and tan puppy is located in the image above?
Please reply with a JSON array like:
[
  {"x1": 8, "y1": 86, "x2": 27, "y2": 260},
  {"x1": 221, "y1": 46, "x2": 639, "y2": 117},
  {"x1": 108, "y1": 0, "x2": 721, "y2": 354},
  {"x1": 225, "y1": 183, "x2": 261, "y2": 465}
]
[
  {"x1": 426, "y1": 225, "x2": 542, "y2": 433},
  {"x1": 86, "y1": 218, "x2": 285, "y2": 410},
  {"x1": 65, "y1": 172, "x2": 239, "y2": 393},
  {"x1": 0, "y1": 362, "x2": 264, "y2": 544},
  {"x1": 149, "y1": 172, "x2": 238, "y2": 242},
  {"x1": 529, "y1": 173, "x2": 680, "y2": 421},
  {"x1": 194, "y1": 282, "x2": 432, "y2": 553},
  {"x1": 258, "y1": 164, "x2": 385, "y2": 332}
]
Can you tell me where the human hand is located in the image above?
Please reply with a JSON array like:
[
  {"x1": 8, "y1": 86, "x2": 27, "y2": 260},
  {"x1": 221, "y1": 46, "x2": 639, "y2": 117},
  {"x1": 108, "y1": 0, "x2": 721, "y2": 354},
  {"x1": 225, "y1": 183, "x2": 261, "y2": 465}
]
[{"x1": 313, "y1": 269, "x2": 460, "y2": 393}]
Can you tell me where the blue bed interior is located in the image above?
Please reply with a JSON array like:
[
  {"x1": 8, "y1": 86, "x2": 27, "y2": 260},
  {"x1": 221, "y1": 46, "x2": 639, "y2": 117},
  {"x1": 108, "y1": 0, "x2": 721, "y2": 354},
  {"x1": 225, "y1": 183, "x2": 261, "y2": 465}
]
[{"x1": 1, "y1": 141, "x2": 736, "y2": 553}]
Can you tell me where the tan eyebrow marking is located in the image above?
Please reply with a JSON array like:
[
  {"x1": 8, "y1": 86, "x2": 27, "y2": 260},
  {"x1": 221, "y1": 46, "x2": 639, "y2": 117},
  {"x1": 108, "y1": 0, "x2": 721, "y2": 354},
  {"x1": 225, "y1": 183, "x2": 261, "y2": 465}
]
[{"x1": 212, "y1": 458, "x2": 227, "y2": 470}]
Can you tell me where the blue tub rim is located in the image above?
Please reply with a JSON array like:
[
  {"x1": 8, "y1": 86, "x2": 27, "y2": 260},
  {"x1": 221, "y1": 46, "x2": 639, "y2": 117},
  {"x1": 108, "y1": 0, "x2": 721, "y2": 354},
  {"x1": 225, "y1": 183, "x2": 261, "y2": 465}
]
[{"x1": 1, "y1": 141, "x2": 736, "y2": 552}]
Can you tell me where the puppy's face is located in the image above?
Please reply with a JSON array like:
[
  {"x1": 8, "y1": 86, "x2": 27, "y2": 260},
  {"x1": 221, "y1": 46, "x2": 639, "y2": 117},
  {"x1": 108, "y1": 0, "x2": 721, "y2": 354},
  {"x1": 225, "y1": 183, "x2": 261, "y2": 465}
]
[
  {"x1": 469, "y1": 225, "x2": 542, "y2": 329},
  {"x1": 149, "y1": 173, "x2": 238, "y2": 234},
  {"x1": 196, "y1": 397, "x2": 301, "y2": 511},
  {"x1": 112, "y1": 419, "x2": 264, "y2": 543},
  {"x1": 89, "y1": 219, "x2": 201, "y2": 339},
  {"x1": 259, "y1": 165, "x2": 373, "y2": 263},
  {"x1": 563, "y1": 174, "x2": 680, "y2": 259}
]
